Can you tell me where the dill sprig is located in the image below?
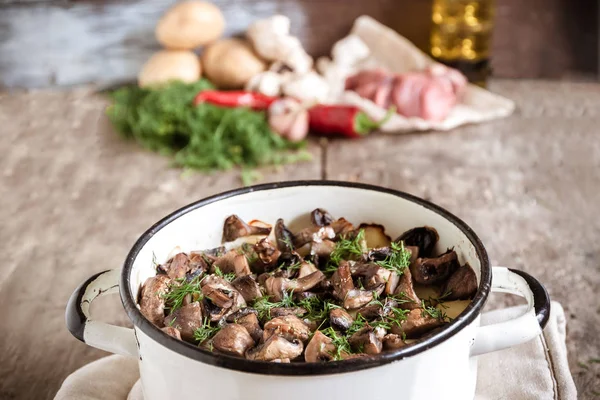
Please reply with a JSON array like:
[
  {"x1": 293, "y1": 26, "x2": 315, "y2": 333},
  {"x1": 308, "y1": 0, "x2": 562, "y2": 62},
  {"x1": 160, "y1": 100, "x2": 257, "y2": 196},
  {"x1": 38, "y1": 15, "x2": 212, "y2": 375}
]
[
  {"x1": 193, "y1": 317, "x2": 221, "y2": 343},
  {"x1": 252, "y1": 291, "x2": 296, "y2": 321},
  {"x1": 421, "y1": 300, "x2": 448, "y2": 320},
  {"x1": 328, "y1": 229, "x2": 367, "y2": 268},
  {"x1": 321, "y1": 327, "x2": 352, "y2": 360},
  {"x1": 375, "y1": 241, "x2": 411, "y2": 275},
  {"x1": 214, "y1": 266, "x2": 236, "y2": 282},
  {"x1": 299, "y1": 296, "x2": 340, "y2": 322},
  {"x1": 162, "y1": 277, "x2": 203, "y2": 314}
]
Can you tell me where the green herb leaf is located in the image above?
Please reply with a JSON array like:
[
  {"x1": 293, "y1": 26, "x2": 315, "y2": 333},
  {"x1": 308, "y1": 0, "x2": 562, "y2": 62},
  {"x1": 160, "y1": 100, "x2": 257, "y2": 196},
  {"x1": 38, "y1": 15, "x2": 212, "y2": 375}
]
[
  {"x1": 193, "y1": 317, "x2": 221, "y2": 343},
  {"x1": 328, "y1": 229, "x2": 367, "y2": 269},
  {"x1": 375, "y1": 241, "x2": 411, "y2": 275},
  {"x1": 214, "y1": 266, "x2": 236, "y2": 282},
  {"x1": 162, "y1": 277, "x2": 203, "y2": 314}
]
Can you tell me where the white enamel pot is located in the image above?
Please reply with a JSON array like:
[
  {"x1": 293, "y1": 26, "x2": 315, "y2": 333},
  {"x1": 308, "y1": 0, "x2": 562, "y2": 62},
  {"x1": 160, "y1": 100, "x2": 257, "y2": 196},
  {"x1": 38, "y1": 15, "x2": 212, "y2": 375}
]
[{"x1": 66, "y1": 181, "x2": 550, "y2": 400}]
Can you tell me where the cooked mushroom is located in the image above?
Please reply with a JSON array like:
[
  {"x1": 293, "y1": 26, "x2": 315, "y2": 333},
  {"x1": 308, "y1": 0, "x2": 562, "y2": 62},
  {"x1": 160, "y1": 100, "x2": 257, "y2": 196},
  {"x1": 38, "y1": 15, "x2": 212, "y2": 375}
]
[
  {"x1": 190, "y1": 247, "x2": 225, "y2": 267},
  {"x1": 269, "y1": 307, "x2": 307, "y2": 318},
  {"x1": 385, "y1": 271, "x2": 400, "y2": 295},
  {"x1": 395, "y1": 226, "x2": 439, "y2": 257},
  {"x1": 359, "y1": 224, "x2": 392, "y2": 248},
  {"x1": 394, "y1": 267, "x2": 421, "y2": 309},
  {"x1": 356, "y1": 303, "x2": 383, "y2": 320},
  {"x1": 442, "y1": 263, "x2": 478, "y2": 300},
  {"x1": 348, "y1": 326, "x2": 383, "y2": 355},
  {"x1": 226, "y1": 307, "x2": 258, "y2": 322},
  {"x1": 139, "y1": 275, "x2": 171, "y2": 327},
  {"x1": 305, "y1": 331, "x2": 336, "y2": 362},
  {"x1": 213, "y1": 249, "x2": 252, "y2": 277},
  {"x1": 201, "y1": 275, "x2": 246, "y2": 320},
  {"x1": 383, "y1": 333, "x2": 406, "y2": 350},
  {"x1": 410, "y1": 249, "x2": 460, "y2": 285},
  {"x1": 164, "y1": 302, "x2": 203, "y2": 342},
  {"x1": 234, "y1": 312, "x2": 263, "y2": 343},
  {"x1": 330, "y1": 308, "x2": 354, "y2": 331},
  {"x1": 161, "y1": 326, "x2": 182, "y2": 340},
  {"x1": 263, "y1": 315, "x2": 311, "y2": 343},
  {"x1": 391, "y1": 308, "x2": 444, "y2": 338},
  {"x1": 344, "y1": 289, "x2": 374, "y2": 310},
  {"x1": 310, "y1": 240, "x2": 336, "y2": 258},
  {"x1": 254, "y1": 238, "x2": 282, "y2": 269},
  {"x1": 231, "y1": 275, "x2": 262, "y2": 302},
  {"x1": 223, "y1": 215, "x2": 271, "y2": 242},
  {"x1": 297, "y1": 261, "x2": 318, "y2": 278},
  {"x1": 293, "y1": 226, "x2": 335, "y2": 248},
  {"x1": 160, "y1": 252, "x2": 190, "y2": 279},
  {"x1": 330, "y1": 218, "x2": 355, "y2": 237},
  {"x1": 265, "y1": 270, "x2": 325, "y2": 301},
  {"x1": 186, "y1": 252, "x2": 209, "y2": 280},
  {"x1": 352, "y1": 263, "x2": 390, "y2": 295},
  {"x1": 311, "y1": 208, "x2": 334, "y2": 226},
  {"x1": 406, "y1": 246, "x2": 420, "y2": 263},
  {"x1": 246, "y1": 334, "x2": 303, "y2": 361},
  {"x1": 274, "y1": 218, "x2": 295, "y2": 251},
  {"x1": 212, "y1": 324, "x2": 255, "y2": 357}
]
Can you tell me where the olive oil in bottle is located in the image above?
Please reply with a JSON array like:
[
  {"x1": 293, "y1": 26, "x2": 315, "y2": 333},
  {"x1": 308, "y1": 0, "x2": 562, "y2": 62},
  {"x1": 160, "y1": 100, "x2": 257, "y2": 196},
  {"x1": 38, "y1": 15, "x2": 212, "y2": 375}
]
[{"x1": 430, "y1": 0, "x2": 495, "y2": 86}]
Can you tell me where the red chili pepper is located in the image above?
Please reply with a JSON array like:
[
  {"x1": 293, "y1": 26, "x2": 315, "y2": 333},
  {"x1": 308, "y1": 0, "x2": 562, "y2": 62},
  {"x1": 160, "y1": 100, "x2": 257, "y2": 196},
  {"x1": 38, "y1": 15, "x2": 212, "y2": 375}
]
[
  {"x1": 193, "y1": 90, "x2": 278, "y2": 110},
  {"x1": 307, "y1": 105, "x2": 394, "y2": 139}
]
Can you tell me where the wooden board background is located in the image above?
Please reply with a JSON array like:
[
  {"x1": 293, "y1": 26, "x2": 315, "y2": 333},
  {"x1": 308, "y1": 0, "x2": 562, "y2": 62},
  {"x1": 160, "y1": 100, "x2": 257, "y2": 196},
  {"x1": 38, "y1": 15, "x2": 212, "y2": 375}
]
[{"x1": 0, "y1": 0, "x2": 597, "y2": 88}]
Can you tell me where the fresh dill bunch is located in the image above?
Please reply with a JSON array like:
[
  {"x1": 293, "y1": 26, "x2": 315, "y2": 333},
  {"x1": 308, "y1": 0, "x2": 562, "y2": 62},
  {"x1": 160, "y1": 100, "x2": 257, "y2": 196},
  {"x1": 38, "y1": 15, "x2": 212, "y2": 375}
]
[
  {"x1": 328, "y1": 229, "x2": 367, "y2": 268},
  {"x1": 321, "y1": 327, "x2": 353, "y2": 360},
  {"x1": 193, "y1": 317, "x2": 221, "y2": 343},
  {"x1": 162, "y1": 276, "x2": 203, "y2": 314},
  {"x1": 213, "y1": 266, "x2": 236, "y2": 282},
  {"x1": 375, "y1": 241, "x2": 411, "y2": 275}
]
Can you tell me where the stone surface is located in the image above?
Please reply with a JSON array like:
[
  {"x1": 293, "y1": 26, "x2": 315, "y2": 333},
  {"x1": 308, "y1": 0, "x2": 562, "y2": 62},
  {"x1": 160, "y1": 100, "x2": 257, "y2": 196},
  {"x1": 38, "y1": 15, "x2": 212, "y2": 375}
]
[{"x1": 0, "y1": 80, "x2": 599, "y2": 399}]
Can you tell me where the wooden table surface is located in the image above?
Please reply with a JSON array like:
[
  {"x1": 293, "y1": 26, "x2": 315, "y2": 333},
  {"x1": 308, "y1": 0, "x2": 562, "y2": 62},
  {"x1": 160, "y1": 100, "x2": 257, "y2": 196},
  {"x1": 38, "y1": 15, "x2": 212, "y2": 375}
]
[{"x1": 1, "y1": 80, "x2": 599, "y2": 399}]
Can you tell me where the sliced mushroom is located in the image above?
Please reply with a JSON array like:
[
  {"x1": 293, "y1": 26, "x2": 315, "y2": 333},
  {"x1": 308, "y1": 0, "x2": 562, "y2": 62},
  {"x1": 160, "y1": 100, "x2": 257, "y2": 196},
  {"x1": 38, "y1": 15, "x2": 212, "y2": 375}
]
[
  {"x1": 297, "y1": 261, "x2": 318, "y2": 278},
  {"x1": 225, "y1": 307, "x2": 258, "y2": 322},
  {"x1": 310, "y1": 208, "x2": 334, "y2": 226},
  {"x1": 274, "y1": 218, "x2": 295, "y2": 252},
  {"x1": 383, "y1": 333, "x2": 406, "y2": 350},
  {"x1": 394, "y1": 267, "x2": 421, "y2": 310},
  {"x1": 395, "y1": 226, "x2": 439, "y2": 257},
  {"x1": 246, "y1": 335, "x2": 303, "y2": 361},
  {"x1": 329, "y1": 308, "x2": 354, "y2": 331},
  {"x1": 201, "y1": 275, "x2": 246, "y2": 320},
  {"x1": 139, "y1": 275, "x2": 171, "y2": 327},
  {"x1": 305, "y1": 331, "x2": 336, "y2": 362},
  {"x1": 442, "y1": 263, "x2": 478, "y2": 300},
  {"x1": 186, "y1": 252, "x2": 209, "y2": 281},
  {"x1": 331, "y1": 261, "x2": 354, "y2": 300},
  {"x1": 263, "y1": 315, "x2": 311, "y2": 343},
  {"x1": 351, "y1": 263, "x2": 389, "y2": 296},
  {"x1": 213, "y1": 249, "x2": 252, "y2": 277},
  {"x1": 160, "y1": 252, "x2": 190, "y2": 279},
  {"x1": 234, "y1": 312, "x2": 263, "y2": 343},
  {"x1": 359, "y1": 223, "x2": 392, "y2": 248},
  {"x1": 293, "y1": 225, "x2": 335, "y2": 248},
  {"x1": 212, "y1": 324, "x2": 255, "y2": 357},
  {"x1": 310, "y1": 240, "x2": 336, "y2": 259},
  {"x1": 270, "y1": 307, "x2": 307, "y2": 318},
  {"x1": 330, "y1": 218, "x2": 355, "y2": 237},
  {"x1": 190, "y1": 247, "x2": 225, "y2": 267},
  {"x1": 254, "y1": 238, "x2": 282, "y2": 269},
  {"x1": 343, "y1": 289, "x2": 374, "y2": 310},
  {"x1": 159, "y1": 327, "x2": 180, "y2": 341},
  {"x1": 385, "y1": 272, "x2": 400, "y2": 295},
  {"x1": 410, "y1": 249, "x2": 459, "y2": 285},
  {"x1": 391, "y1": 308, "x2": 444, "y2": 338},
  {"x1": 231, "y1": 275, "x2": 262, "y2": 302},
  {"x1": 222, "y1": 214, "x2": 271, "y2": 242},
  {"x1": 265, "y1": 270, "x2": 326, "y2": 301},
  {"x1": 164, "y1": 302, "x2": 203, "y2": 342},
  {"x1": 356, "y1": 303, "x2": 382, "y2": 320},
  {"x1": 348, "y1": 326, "x2": 383, "y2": 355}
]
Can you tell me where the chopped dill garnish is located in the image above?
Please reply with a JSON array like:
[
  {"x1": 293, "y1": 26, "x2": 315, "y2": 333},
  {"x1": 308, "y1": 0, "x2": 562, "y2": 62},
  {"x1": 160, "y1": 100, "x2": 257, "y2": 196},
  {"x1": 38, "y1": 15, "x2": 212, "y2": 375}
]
[
  {"x1": 162, "y1": 276, "x2": 203, "y2": 314},
  {"x1": 328, "y1": 229, "x2": 367, "y2": 268},
  {"x1": 299, "y1": 296, "x2": 340, "y2": 322},
  {"x1": 321, "y1": 327, "x2": 352, "y2": 360},
  {"x1": 252, "y1": 291, "x2": 297, "y2": 321},
  {"x1": 214, "y1": 266, "x2": 236, "y2": 282},
  {"x1": 193, "y1": 317, "x2": 221, "y2": 343},
  {"x1": 375, "y1": 241, "x2": 411, "y2": 275},
  {"x1": 421, "y1": 300, "x2": 448, "y2": 320}
]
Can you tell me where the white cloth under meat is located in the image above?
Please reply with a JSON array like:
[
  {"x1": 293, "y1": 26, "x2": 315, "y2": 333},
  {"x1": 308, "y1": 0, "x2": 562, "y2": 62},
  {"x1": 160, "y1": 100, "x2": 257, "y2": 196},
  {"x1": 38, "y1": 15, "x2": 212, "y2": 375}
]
[
  {"x1": 54, "y1": 301, "x2": 576, "y2": 400},
  {"x1": 321, "y1": 16, "x2": 515, "y2": 133}
]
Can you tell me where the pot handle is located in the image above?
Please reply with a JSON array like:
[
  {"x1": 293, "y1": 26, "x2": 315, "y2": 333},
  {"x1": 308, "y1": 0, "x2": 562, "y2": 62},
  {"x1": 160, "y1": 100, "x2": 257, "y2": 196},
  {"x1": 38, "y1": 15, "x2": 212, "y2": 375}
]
[
  {"x1": 470, "y1": 266, "x2": 550, "y2": 357},
  {"x1": 66, "y1": 269, "x2": 138, "y2": 357}
]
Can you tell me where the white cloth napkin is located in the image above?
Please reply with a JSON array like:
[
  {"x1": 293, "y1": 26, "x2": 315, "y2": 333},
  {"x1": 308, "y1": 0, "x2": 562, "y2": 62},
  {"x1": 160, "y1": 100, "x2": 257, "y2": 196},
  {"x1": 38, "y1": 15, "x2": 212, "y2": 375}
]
[
  {"x1": 320, "y1": 16, "x2": 515, "y2": 133},
  {"x1": 54, "y1": 301, "x2": 576, "y2": 400}
]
